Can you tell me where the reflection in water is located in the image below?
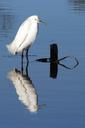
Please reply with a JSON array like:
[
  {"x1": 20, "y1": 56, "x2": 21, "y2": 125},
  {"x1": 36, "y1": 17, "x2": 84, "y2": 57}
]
[
  {"x1": 0, "y1": 3, "x2": 14, "y2": 37},
  {"x1": 50, "y1": 44, "x2": 58, "y2": 79},
  {"x1": 36, "y1": 43, "x2": 79, "y2": 79},
  {"x1": 8, "y1": 63, "x2": 38, "y2": 113},
  {"x1": 7, "y1": 43, "x2": 79, "y2": 112},
  {"x1": 36, "y1": 44, "x2": 58, "y2": 79},
  {"x1": 69, "y1": 0, "x2": 85, "y2": 11},
  {"x1": 50, "y1": 60, "x2": 58, "y2": 79}
]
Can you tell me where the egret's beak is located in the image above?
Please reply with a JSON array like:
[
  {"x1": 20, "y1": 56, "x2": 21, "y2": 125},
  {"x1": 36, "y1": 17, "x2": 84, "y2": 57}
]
[{"x1": 39, "y1": 19, "x2": 47, "y2": 25}]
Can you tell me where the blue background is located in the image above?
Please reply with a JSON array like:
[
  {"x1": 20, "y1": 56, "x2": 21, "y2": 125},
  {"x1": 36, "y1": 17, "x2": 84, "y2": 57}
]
[{"x1": 0, "y1": 0, "x2": 85, "y2": 128}]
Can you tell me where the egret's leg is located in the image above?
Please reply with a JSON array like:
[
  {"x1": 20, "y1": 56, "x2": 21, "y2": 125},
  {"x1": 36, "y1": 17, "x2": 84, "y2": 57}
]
[
  {"x1": 22, "y1": 51, "x2": 24, "y2": 59},
  {"x1": 21, "y1": 51, "x2": 24, "y2": 73},
  {"x1": 26, "y1": 49, "x2": 29, "y2": 62},
  {"x1": 26, "y1": 59, "x2": 29, "y2": 77}
]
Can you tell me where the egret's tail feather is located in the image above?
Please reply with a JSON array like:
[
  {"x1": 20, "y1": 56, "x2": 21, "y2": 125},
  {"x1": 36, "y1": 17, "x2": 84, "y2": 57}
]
[{"x1": 6, "y1": 44, "x2": 16, "y2": 55}]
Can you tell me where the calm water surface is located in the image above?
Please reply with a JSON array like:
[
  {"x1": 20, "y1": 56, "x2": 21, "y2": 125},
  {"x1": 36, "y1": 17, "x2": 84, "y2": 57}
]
[{"x1": 0, "y1": 0, "x2": 85, "y2": 128}]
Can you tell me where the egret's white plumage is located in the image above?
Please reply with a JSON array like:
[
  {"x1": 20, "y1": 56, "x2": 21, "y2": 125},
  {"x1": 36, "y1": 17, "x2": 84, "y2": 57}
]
[{"x1": 6, "y1": 15, "x2": 40, "y2": 55}]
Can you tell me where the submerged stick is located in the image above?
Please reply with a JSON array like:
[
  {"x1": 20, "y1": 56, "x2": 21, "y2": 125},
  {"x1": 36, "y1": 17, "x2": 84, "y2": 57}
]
[{"x1": 50, "y1": 44, "x2": 58, "y2": 79}]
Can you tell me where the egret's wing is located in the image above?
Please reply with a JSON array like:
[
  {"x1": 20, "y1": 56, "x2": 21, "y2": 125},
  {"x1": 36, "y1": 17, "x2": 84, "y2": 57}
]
[{"x1": 12, "y1": 18, "x2": 31, "y2": 48}]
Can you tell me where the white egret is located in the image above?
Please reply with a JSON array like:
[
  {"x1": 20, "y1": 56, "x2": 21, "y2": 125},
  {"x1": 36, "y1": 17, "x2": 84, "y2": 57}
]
[{"x1": 6, "y1": 15, "x2": 43, "y2": 57}]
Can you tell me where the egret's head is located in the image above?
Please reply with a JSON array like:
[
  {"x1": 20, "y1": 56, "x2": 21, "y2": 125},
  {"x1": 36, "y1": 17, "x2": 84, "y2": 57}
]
[
  {"x1": 29, "y1": 15, "x2": 46, "y2": 25},
  {"x1": 29, "y1": 15, "x2": 39, "y2": 24}
]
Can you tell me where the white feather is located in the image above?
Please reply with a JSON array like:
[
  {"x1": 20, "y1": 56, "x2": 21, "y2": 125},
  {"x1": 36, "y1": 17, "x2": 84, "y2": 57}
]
[{"x1": 6, "y1": 15, "x2": 39, "y2": 55}]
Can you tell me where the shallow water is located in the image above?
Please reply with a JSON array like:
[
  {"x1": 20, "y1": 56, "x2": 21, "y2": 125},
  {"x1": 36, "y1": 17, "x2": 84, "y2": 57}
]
[{"x1": 0, "y1": 0, "x2": 85, "y2": 128}]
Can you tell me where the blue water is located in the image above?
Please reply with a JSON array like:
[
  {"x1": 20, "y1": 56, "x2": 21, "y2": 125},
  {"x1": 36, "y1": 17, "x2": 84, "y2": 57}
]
[{"x1": 0, "y1": 0, "x2": 85, "y2": 128}]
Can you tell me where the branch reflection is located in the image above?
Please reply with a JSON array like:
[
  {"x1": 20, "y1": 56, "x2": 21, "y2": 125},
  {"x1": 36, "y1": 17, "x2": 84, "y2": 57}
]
[{"x1": 36, "y1": 44, "x2": 79, "y2": 79}]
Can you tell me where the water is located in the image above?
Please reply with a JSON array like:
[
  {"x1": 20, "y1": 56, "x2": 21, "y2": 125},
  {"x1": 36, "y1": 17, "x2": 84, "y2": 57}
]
[{"x1": 0, "y1": 0, "x2": 85, "y2": 128}]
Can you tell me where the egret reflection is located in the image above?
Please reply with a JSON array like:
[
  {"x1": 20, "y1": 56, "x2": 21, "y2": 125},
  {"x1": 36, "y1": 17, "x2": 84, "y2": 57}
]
[{"x1": 8, "y1": 63, "x2": 38, "y2": 113}]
